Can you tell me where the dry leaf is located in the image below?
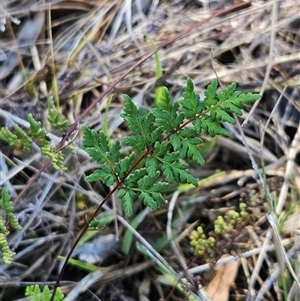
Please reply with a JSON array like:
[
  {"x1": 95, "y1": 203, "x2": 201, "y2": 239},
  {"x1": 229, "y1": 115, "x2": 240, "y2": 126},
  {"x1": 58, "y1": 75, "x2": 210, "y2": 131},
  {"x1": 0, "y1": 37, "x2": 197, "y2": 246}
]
[{"x1": 206, "y1": 256, "x2": 240, "y2": 301}]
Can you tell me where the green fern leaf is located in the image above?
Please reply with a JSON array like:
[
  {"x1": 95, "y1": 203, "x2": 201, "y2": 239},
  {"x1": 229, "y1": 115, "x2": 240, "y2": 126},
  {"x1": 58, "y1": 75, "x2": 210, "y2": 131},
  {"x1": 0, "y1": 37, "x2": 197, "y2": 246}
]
[
  {"x1": 0, "y1": 124, "x2": 32, "y2": 151},
  {"x1": 25, "y1": 284, "x2": 64, "y2": 301},
  {"x1": 28, "y1": 114, "x2": 47, "y2": 146},
  {"x1": 210, "y1": 107, "x2": 235, "y2": 124},
  {"x1": 0, "y1": 233, "x2": 16, "y2": 265},
  {"x1": 161, "y1": 153, "x2": 198, "y2": 185},
  {"x1": 200, "y1": 116, "x2": 229, "y2": 137},
  {"x1": 185, "y1": 139, "x2": 205, "y2": 165},
  {"x1": 89, "y1": 216, "x2": 109, "y2": 229},
  {"x1": 47, "y1": 97, "x2": 69, "y2": 132},
  {"x1": 0, "y1": 188, "x2": 12, "y2": 211},
  {"x1": 221, "y1": 91, "x2": 260, "y2": 116},
  {"x1": 216, "y1": 82, "x2": 236, "y2": 102},
  {"x1": 152, "y1": 181, "x2": 169, "y2": 192},
  {"x1": 41, "y1": 146, "x2": 66, "y2": 170},
  {"x1": 180, "y1": 77, "x2": 205, "y2": 118},
  {"x1": 80, "y1": 77, "x2": 260, "y2": 217},
  {"x1": 156, "y1": 87, "x2": 172, "y2": 111},
  {"x1": 153, "y1": 87, "x2": 184, "y2": 131},
  {"x1": 107, "y1": 140, "x2": 121, "y2": 162},
  {"x1": 120, "y1": 95, "x2": 140, "y2": 134},
  {"x1": 192, "y1": 118, "x2": 202, "y2": 133},
  {"x1": 222, "y1": 102, "x2": 243, "y2": 115},
  {"x1": 140, "y1": 191, "x2": 166, "y2": 211},
  {"x1": 231, "y1": 91, "x2": 261, "y2": 105},
  {"x1": 0, "y1": 127, "x2": 19, "y2": 147},
  {"x1": 0, "y1": 218, "x2": 7, "y2": 235},
  {"x1": 53, "y1": 288, "x2": 65, "y2": 301},
  {"x1": 85, "y1": 166, "x2": 117, "y2": 186},
  {"x1": 82, "y1": 128, "x2": 110, "y2": 164},
  {"x1": 25, "y1": 284, "x2": 41, "y2": 297},
  {"x1": 137, "y1": 172, "x2": 160, "y2": 189},
  {"x1": 152, "y1": 109, "x2": 171, "y2": 132},
  {"x1": 123, "y1": 135, "x2": 147, "y2": 150},
  {"x1": 97, "y1": 130, "x2": 109, "y2": 152},
  {"x1": 169, "y1": 134, "x2": 180, "y2": 150},
  {"x1": 145, "y1": 157, "x2": 159, "y2": 178},
  {"x1": 121, "y1": 95, "x2": 153, "y2": 134},
  {"x1": 146, "y1": 127, "x2": 163, "y2": 145},
  {"x1": 152, "y1": 141, "x2": 170, "y2": 157},
  {"x1": 28, "y1": 113, "x2": 41, "y2": 135},
  {"x1": 81, "y1": 126, "x2": 99, "y2": 149},
  {"x1": 7, "y1": 212, "x2": 22, "y2": 231},
  {"x1": 124, "y1": 168, "x2": 148, "y2": 188},
  {"x1": 41, "y1": 285, "x2": 52, "y2": 300},
  {"x1": 0, "y1": 188, "x2": 22, "y2": 231},
  {"x1": 170, "y1": 129, "x2": 205, "y2": 165},
  {"x1": 121, "y1": 95, "x2": 156, "y2": 149},
  {"x1": 178, "y1": 127, "x2": 199, "y2": 138},
  {"x1": 14, "y1": 124, "x2": 31, "y2": 150},
  {"x1": 136, "y1": 173, "x2": 168, "y2": 210},
  {"x1": 118, "y1": 188, "x2": 136, "y2": 216},
  {"x1": 115, "y1": 152, "x2": 136, "y2": 178},
  {"x1": 204, "y1": 79, "x2": 218, "y2": 107}
]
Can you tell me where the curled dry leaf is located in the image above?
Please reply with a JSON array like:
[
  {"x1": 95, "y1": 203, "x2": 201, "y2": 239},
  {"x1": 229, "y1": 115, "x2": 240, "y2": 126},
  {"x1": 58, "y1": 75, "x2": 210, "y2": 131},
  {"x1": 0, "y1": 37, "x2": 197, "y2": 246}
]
[{"x1": 206, "y1": 255, "x2": 240, "y2": 301}]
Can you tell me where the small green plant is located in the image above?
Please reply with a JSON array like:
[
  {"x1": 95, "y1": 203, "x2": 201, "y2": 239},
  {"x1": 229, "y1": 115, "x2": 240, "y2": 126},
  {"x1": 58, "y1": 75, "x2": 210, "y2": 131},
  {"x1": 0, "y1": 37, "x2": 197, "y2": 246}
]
[
  {"x1": 189, "y1": 226, "x2": 215, "y2": 256},
  {"x1": 239, "y1": 202, "x2": 247, "y2": 217},
  {"x1": 0, "y1": 78, "x2": 260, "y2": 300},
  {"x1": 25, "y1": 285, "x2": 65, "y2": 301},
  {"x1": 214, "y1": 215, "x2": 228, "y2": 234},
  {"x1": 0, "y1": 187, "x2": 22, "y2": 265},
  {"x1": 226, "y1": 202, "x2": 248, "y2": 226},
  {"x1": 82, "y1": 78, "x2": 260, "y2": 220},
  {"x1": 190, "y1": 203, "x2": 249, "y2": 256},
  {"x1": 0, "y1": 97, "x2": 69, "y2": 170}
]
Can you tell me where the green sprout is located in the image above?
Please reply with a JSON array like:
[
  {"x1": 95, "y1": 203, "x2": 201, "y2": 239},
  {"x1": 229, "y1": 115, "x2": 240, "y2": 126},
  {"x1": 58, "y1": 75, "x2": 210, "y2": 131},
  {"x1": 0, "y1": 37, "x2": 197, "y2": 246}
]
[
  {"x1": 214, "y1": 216, "x2": 228, "y2": 234},
  {"x1": 189, "y1": 226, "x2": 215, "y2": 256}
]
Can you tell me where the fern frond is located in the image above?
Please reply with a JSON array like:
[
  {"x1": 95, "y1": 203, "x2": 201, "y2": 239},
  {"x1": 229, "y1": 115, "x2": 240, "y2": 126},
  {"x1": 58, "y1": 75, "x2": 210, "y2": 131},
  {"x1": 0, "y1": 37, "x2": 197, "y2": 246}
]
[
  {"x1": 115, "y1": 152, "x2": 136, "y2": 179},
  {"x1": 14, "y1": 124, "x2": 32, "y2": 150},
  {"x1": 0, "y1": 233, "x2": 16, "y2": 265},
  {"x1": 118, "y1": 188, "x2": 136, "y2": 216},
  {"x1": 170, "y1": 131, "x2": 205, "y2": 165},
  {"x1": 25, "y1": 284, "x2": 64, "y2": 301},
  {"x1": 0, "y1": 188, "x2": 21, "y2": 265},
  {"x1": 0, "y1": 188, "x2": 22, "y2": 231},
  {"x1": 160, "y1": 152, "x2": 198, "y2": 186},
  {"x1": 41, "y1": 146, "x2": 66, "y2": 171},
  {"x1": 124, "y1": 168, "x2": 148, "y2": 188},
  {"x1": 153, "y1": 87, "x2": 184, "y2": 131},
  {"x1": 200, "y1": 116, "x2": 230, "y2": 137},
  {"x1": 204, "y1": 78, "x2": 218, "y2": 107},
  {"x1": 121, "y1": 95, "x2": 156, "y2": 150},
  {"x1": 28, "y1": 113, "x2": 47, "y2": 146},
  {"x1": 0, "y1": 127, "x2": 19, "y2": 147},
  {"x1": 137, "y1": 173, "x2": 168, "y2": 210},
  {"x1": 47, "y1": 97, "x2": 69, "y2": 132},
  {"x1": 85, "y1": 165, "x2": 117, "y2": 186},
  {"x1": 180, "y1": 77, "x2": 205, "y2": 118},
  {"x1": 0, "y1": 125, "x2": 32, "y2": 150},
  {"x1": 81, "y1": 77, "x2": 260, "y2": 217}
]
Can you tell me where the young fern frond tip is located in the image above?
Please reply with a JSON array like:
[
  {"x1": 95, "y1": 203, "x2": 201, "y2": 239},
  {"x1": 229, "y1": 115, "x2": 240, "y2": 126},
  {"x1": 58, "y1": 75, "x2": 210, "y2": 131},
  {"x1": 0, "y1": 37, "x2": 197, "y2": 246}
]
[
  {"x1": 81, "y1": 78, "x2": 260, "y2": 216},
  {"x1": 0, "y1": 188, "x2": 22, "y2": 265},
  {"x1": 25, "y1": 284, "x2": 65, "y2": 301}
]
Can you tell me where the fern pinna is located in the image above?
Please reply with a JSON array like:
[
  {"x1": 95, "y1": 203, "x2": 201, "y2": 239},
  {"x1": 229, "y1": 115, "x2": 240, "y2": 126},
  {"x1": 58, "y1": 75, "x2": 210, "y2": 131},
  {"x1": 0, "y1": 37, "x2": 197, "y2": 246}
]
[{"x1": 82, "y1": 78, "x2": 260, "y2": 217}]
